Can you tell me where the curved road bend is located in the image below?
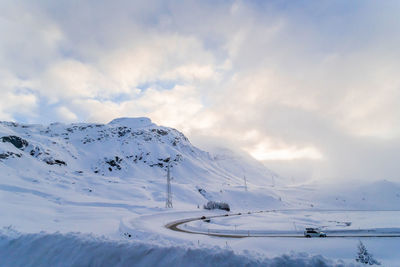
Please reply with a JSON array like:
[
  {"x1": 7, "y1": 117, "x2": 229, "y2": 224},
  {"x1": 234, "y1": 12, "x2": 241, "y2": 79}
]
[{"x1": 165, "y1": 211, "x2": 400, "y2": 239}]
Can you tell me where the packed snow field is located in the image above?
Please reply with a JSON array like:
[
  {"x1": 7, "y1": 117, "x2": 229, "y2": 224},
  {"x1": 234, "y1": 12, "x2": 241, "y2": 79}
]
[{"x1": 1, "y1": 118, "x2": 399, "y2": 266}]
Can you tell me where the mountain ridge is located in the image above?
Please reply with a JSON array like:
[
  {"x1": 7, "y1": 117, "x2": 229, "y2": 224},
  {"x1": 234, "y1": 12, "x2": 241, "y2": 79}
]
[{"x1": 0, "y1": 117, "x2": 282, "y2": 213}]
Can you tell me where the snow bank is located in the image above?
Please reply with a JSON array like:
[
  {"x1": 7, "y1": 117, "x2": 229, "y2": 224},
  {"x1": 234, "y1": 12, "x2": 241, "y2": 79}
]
[{"x1": 0, "y1": 231, "x2": 344, "y2": 267}]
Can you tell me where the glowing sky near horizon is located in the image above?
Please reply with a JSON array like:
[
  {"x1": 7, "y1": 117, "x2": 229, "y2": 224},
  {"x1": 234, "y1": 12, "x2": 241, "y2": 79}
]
[{"x1": 1, "y1": 0, "x2": 400, "y2": 181}]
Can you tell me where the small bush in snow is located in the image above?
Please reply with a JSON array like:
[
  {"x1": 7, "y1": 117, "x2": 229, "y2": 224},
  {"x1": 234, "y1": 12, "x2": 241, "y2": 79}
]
[
  {"x1": 355, "y1": 241, "x2": 381, "y2": 265},
  {"x1": 203, "y1": 201, "x2": 230, "y2": 211}
]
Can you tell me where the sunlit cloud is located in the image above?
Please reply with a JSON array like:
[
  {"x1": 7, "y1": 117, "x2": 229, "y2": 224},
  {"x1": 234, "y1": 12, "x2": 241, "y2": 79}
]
[{"x1": 248, "y1": 145, "x2": 323, "y2": 161}]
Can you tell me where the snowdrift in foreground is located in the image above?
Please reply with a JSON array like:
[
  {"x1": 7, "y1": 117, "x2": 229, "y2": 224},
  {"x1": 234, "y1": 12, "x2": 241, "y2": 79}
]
[{"x1": 0, "y1": 231, "x2": 345, "y2": 267}]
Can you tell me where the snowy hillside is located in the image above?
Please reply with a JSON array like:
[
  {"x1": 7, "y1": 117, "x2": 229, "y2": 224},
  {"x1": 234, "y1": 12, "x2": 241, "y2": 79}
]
[
  {"x1": 279, "y1": 179, "x2": 400, "y2": 211},
  {"x1": 0, "y1": 117, "x2": 283, "y2": 231}
]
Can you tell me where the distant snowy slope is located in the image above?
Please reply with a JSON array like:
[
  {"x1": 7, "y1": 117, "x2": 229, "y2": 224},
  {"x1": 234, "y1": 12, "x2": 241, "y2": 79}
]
[
  {"x1": 280, "y1": 179, "x2": 400, "y2": 210},
  {"x1": 315, "y1": 180, "x2": 400, "y2": 210}
]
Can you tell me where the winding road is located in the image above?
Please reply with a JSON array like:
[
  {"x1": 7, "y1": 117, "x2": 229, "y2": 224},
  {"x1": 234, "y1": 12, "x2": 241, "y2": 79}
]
[{"x1": 165, "y1": 210, "x2": 400, "y2": 238}]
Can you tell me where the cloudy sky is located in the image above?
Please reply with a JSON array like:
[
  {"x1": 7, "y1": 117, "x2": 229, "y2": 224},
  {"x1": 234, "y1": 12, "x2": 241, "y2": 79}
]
[{"x1": 1, "y1": 0, "x2": 400, "y2": 182}]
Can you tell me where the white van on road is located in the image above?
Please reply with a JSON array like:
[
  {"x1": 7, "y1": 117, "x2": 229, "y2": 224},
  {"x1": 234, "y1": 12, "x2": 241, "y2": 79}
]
[{"x1": 304, "y1": 228, "x2": 327, "y2": 238}]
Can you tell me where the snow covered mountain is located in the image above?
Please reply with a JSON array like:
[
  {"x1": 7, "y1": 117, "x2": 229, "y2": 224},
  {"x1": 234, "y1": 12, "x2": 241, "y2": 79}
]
[
  {"x1": 2, "y1": 116, "x2": 399, "y2": 227},
  {"x1": 0, "y1": 117, "x2": 283, "y2": 224}
]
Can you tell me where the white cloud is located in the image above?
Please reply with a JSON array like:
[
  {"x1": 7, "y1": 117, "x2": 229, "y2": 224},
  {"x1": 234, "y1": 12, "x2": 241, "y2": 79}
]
[
  {"x1": 0, "y1": 70, "x2": 37, "y2": 120},
  {"x1": 68, "y1": 84, "x2": 205, "y2": 133},
  {"x1": 0, "y1": 1, "x2": 63, "y2": 77},
  {"x1": 248, "y1": 144, "x2": 323, "y2": 161},
  {"x1": 36, "y1": 60, "x2": 114, "y2": 102},
  {"x1": 56, "y1": 106, "x2": 77, "y2": 122}
]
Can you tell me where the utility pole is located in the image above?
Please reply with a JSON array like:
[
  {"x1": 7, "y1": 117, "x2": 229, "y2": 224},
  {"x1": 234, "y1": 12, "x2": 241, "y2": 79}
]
[
  {"x1": 243, "y1": 175, "x2": 248, "y2": 191},
  {"x1": 165, "y1": 163, "x2": 173, "y2": 208}
]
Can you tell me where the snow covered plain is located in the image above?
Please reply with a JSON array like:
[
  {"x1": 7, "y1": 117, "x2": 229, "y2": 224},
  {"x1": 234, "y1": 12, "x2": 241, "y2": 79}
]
[{"x1": 1, "y1": 117, "x2": 399, "y2": 266}]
